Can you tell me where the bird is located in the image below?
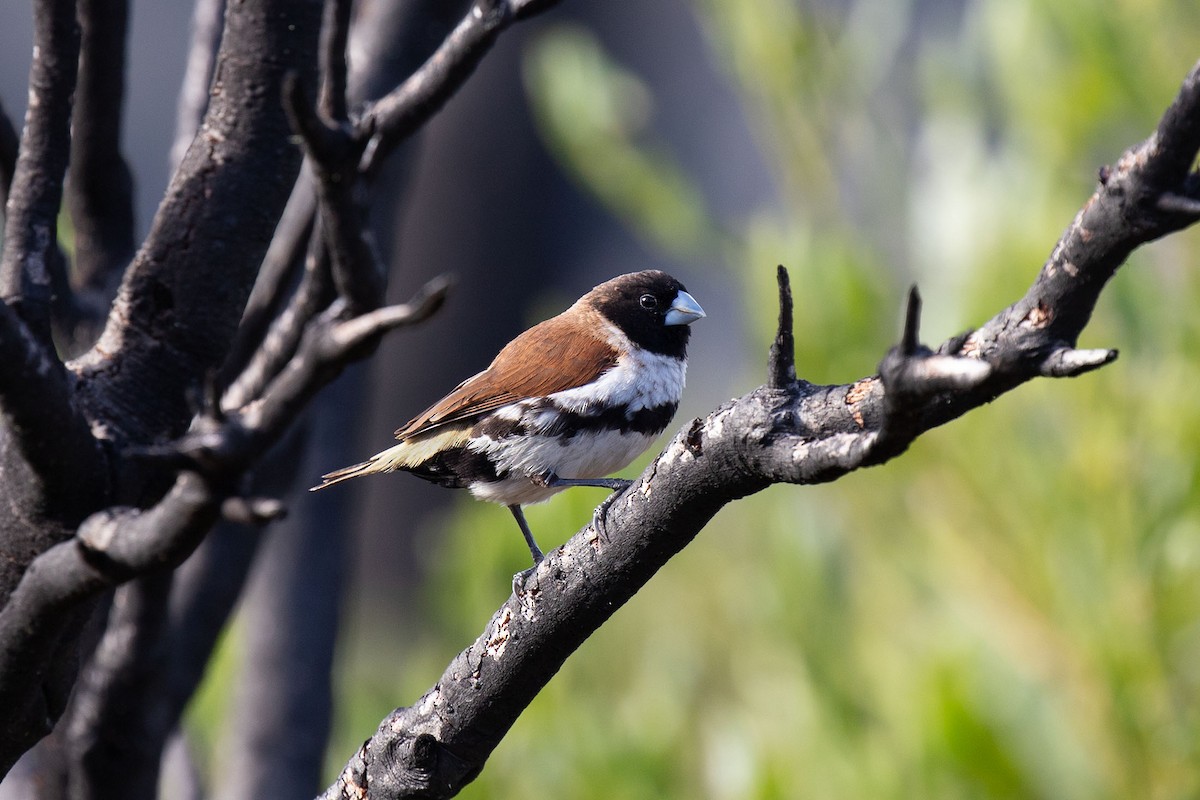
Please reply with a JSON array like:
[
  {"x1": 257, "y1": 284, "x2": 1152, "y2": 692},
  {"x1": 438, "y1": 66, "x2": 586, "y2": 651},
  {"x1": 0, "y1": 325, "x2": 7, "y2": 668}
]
[{"x1": 311, "y1": 270, "x2": 705, "y2": 566}]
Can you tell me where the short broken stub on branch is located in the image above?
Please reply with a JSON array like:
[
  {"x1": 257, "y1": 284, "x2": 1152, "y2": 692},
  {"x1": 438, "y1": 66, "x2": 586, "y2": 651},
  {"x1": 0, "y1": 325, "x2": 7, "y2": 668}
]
[{"x1": 758, "y1": 259, "x2": 1123, "y2": 484}]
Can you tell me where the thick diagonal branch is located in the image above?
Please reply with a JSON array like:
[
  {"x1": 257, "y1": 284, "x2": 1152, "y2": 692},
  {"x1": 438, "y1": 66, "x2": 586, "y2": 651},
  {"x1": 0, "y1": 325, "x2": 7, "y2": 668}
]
[{"x1": 321, "y1": 58, "x2": 1200, "y2": 800}]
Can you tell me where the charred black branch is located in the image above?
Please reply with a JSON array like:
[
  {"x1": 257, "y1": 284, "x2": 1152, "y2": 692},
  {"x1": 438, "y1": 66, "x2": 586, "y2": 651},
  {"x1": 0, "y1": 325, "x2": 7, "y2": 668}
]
[
  {"x1": 0, "y1": 97, "x2": 19, "y2": 204},
  {"x1": 320, "y1": 59, "x2": 1200, "y2": 800},
  {"x1": 0, "y1": 299, "x2": 101, "y2": 489},
  {"x1": 71, "y1": 0, "x2": 323, "y2": 447},
  {"x1": 132, "y1": 276, "x2": 449, "y2": 476},
  {"x1": 222, "y1": 234, "x2": 335, "y2": 412},
  {"x1": 230, "y1": 274, "x2": 451, "y2": 453},
  {"x1": 0, "y1": 0, "x2": 80, "y2": 346},
  {"x1": 0, "y1": 0, "x2": 494, "y2": 784},
  {"x1": 0, "y1": 275, "x2": 447, "y2": 776},
  {"x1": 767, "y1": 265, "x2": 795, "y2": 389},
  {"x1": 218, "y1": 174, "x2": 318, "y2": 391},
  {"x1": 0, "y1": 473, "x2": 219, "y2": 775},
  {"x1": 284, "y1": 74, "x2": 383, "y2": 313},
  {"x1": 68, "y1": 0, "x2": 135, "y2": 300},
  {"x1": 170, "y1": 0, "x2": 226, "y2": 170},
  {"x1": 360, "y1": 0, "x2": 565, "y2": 177},
  {"x1": 319, "y1": 0, "x2": 354, "y2": 124}
]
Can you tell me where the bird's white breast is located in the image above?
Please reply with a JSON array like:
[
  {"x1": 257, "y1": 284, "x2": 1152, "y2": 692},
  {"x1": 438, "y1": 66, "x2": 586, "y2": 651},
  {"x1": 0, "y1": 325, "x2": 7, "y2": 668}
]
[
  {"x1": 544, "y1": 337, "x2": 688, "y2": 414},
  {"x1": 466, "y1": 329, "x2": 688, "y2": 506}
]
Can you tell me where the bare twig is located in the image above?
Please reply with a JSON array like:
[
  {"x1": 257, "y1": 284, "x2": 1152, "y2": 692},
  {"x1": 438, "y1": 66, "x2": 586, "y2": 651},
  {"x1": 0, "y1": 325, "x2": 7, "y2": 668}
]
[
  {"x1": 221, "y1": 233, "x2": 335, "y2": 411},
  {"x1": 218, "y1": 172, "x2": 318, "y2": 390},
  {"x1": 284, "y1": 74, "x2": 384, "y2": 313},
  {"x1": 360, "y1": 0, "x2": 565, "y2": 177},
  {"x1": 767, "y1": 265, "x2": 796, "y2": 389},
  {"x1": 233, "y1": 275, "x2": 451, "y2": 449},
  {"x1": 135, "y1": 275, "x2": 450, "y2": 473}
]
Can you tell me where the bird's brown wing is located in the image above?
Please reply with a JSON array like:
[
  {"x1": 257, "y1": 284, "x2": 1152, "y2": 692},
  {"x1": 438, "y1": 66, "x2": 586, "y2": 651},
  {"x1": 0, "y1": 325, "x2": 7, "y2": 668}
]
[{"x1": 394, "y1": 310, "x2": 619, "y2": 440}]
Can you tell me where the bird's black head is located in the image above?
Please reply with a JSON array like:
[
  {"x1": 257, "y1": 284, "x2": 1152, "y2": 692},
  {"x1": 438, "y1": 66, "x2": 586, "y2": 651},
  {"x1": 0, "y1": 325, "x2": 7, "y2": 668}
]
[{"x1": 586, "y1": 270, "x2": 705, "y2": 358}]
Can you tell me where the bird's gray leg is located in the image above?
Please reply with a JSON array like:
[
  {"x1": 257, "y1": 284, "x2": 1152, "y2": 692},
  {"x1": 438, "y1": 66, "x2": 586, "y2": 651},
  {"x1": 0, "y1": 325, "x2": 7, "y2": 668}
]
[
  {"x1": 508, "y1": 504, "x2": 544, "y2": 565},
  {"x1": 509, "y1": 505, "x2": 545, "y2": 594},
  {"x1": 543, "y1": 474, "x2": 634, "y2": 492}
]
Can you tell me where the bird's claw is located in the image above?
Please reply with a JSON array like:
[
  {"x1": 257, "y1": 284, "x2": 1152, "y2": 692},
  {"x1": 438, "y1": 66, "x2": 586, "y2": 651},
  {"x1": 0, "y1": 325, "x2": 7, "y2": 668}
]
[{"x1": 512, "y1": 562, "x2": 540, "y2": 595}]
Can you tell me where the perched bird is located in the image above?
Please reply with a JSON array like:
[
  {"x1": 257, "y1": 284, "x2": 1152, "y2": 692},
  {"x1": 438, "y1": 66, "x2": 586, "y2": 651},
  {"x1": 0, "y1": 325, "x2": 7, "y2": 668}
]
[{"x1": 311, "y1": 270, "x2": 705, "y2": 565}]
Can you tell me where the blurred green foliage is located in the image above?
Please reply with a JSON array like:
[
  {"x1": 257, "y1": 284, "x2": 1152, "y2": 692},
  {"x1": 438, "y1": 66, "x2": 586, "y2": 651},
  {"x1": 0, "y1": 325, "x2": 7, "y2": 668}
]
[{"x1": 319, "y1": 0, "x2": 1200, "y2": 797}]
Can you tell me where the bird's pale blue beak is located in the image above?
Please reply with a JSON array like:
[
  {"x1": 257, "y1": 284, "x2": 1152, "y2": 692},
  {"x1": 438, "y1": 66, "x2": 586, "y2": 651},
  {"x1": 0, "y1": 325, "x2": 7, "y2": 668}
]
[{"x1": 664, "y1": 290, "x2": 705, "y2": 326}]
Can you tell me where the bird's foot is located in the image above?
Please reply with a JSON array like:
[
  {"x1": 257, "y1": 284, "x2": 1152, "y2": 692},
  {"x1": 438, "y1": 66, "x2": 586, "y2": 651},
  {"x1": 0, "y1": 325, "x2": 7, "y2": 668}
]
[
  {"x1": 512, "y1": 560, "x2": 542, "y2": 595},
  {"x1": 590, "y1": 492, "x2": 622, "y2": 547}
]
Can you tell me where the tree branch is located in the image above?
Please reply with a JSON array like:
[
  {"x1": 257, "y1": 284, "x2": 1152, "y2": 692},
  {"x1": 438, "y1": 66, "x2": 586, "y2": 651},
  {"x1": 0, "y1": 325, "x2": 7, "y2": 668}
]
[
  {"x1": 360, "y1": 0, "x2": 565, "y2": 177},
  {"x1": 0, "y1": 97, "x2": 20, "y2": 205},
  {"x1": 0, "y1": 302, "x2": 101, "y2": 489},
  {"x1": 63, "y1": 572, "x2": 173, "y2": 799},
  {"x1": 0, "y1": 0, "x2": 80, "y2": 346},
  {"x1": 221, "y1": 231, "x2": 335, "y2": 412},
  {"x1": 68, "y1": 0, "x2": 135, "y2": 303},
  {"x1": 283, "y1": 75, "x2": 384, "y2": 314},
  {"x1": 0, "y1": 0, "x2": 534, "y2": 783},
  {"x1": 207, "y1": 276, "x2": 453, "y2": 468},
  {"x1": 318, "y1": 0, "x2": 353, "y2": 124},
  {"x1": 0, "y1": 472, "x2": 219, "y2": 776},
  {"x1": 0, "y1": 5, "x2": 326, "y2": 762},
  {"x1": 170, "y1": 0, "x2": 225, "y2": 171},
  {"x1": 0, "y1": 274, "x2": 447, "y2": 776},
  {"x1": 0, "y1": 299, "x2": 108, "y2": 607},
  {"x1": 217, "y1": 171, "x2": 318, "y2": 391},
  {"x1": 70, "y1": 0, "x2": 324, "y2": 447},
  {"x1": 320, "y1": 58, "x2": 1200, "y2": 800}
]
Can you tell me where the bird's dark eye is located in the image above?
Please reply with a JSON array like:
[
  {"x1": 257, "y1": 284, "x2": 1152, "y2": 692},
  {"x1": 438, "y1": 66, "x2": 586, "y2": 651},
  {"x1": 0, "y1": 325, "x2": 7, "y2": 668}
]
[{"x1": 639, "y1": 294, "x2": 659, "y2": 310}]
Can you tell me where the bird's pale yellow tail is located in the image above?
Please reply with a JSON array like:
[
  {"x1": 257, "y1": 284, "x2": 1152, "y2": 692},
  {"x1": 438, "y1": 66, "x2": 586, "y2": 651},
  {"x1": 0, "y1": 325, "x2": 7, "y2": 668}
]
[
  {"x1": 310, "y1": 459, "x2": 380, "y2": 491},
  {"x1": 310, "y1": 427, "x2": 472, "y2": 491}
]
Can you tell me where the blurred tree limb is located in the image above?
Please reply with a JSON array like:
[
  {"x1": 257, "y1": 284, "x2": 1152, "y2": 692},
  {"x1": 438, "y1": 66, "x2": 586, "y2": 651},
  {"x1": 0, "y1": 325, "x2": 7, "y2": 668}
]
[{"x1": 0, "y1": 0, "x2": 541, "y2": 790}]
